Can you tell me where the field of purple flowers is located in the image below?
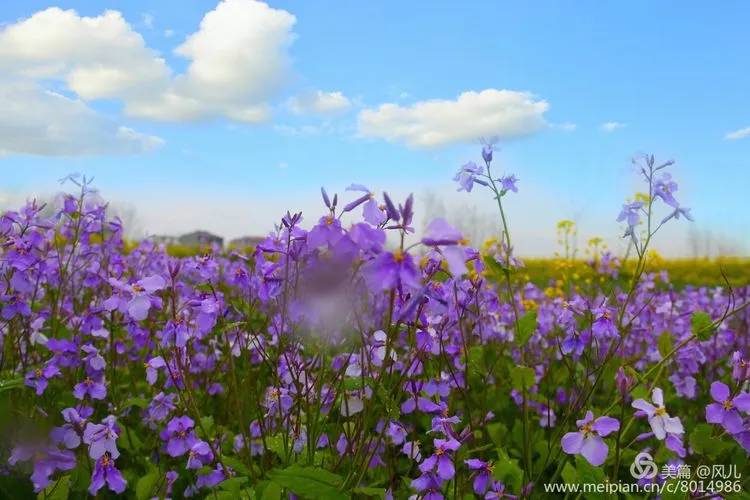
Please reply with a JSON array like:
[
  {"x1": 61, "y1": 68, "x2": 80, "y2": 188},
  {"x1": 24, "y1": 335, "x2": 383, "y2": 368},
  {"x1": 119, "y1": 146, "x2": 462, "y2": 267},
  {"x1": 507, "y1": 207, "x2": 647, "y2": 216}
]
[{"x1": 1, "y1": 147, "x2": 749, "y2": 499}]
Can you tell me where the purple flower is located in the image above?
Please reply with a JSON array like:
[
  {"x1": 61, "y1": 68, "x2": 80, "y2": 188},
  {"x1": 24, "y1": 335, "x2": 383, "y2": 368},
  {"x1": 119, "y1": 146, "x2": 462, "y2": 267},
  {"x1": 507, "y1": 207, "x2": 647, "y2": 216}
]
[
  {"x1": 654, "y1": 173, "x2": 679, "y2": 208},
  {"x1": 453, "y1": 162, "x2": 486, "y2": 192},
  {"x1": 411, "y1": 472, "x2": 444, "y2": 500},
  {"x1": 661, "y1": 206, "x2": 693, "y2": 224},
  {"x1": 402, "y1": 441, "x2": 422, "y2": 462},
  {"x1": 482, "y1": 141, "x2": 494, "y2": 163},
  {"x1": 10, "y1": 444, "x2": 76, "y2": 492},
  {"x1": 54, "y1": 407, "x2": 91, "y2": 449},
  {"x1": 73, "y1": 375, "x2": 107, "y2": 400},
  {"x1": 366, "y1": 250, "x2": 420, "y2": 290},
  {"x1": 161, "y1": 416, "x2": 196, "y2": 457},
  {"x1": 89, "y1": 452, "x2": 126, "y2": 495},
  {"x1": 81, "y1": 344, "x2": 106, "y2": 371},
  {"x1": 1, "y1": 293, "x2": 31, "y2": 319},
  {"x1": 307, "y1": 215, "x2": 344, "y2": 248},
  {"x1": 561, "y1": 411, "x2": 619, "y2": 466},
  {"x1": 466, "y1": 458, "x2": 493, "y2": 494},
  {"x1": 485, "y1": 480, "x2": 517, "y2": 499},
  {"x1": 561, "y1": 330, "x2": 588, "y2": 357},
  {"x1": 617, "y1": 201, "x2": 643, "y2": 230},
  {"x1": 106, "y1": 274, "x2": 166, "y2": 320},
  {"x1": 422, "y1": 218, "x2": 463, "y2": 246},
  {"x1": 186, "y1": 440, "x2": 213, "y2": 469},
  {"x1": 591, "y1": 306, "x2": 617, "y2": 339},
  {"x1": 145, "y1": 356, "x2": 166, "y2": 385},
  {"x1": 632, "y1": 388, "x2": 684, "y2": 440},
  {"x1": 345, "y1": 184, "x2": 386, "y2": 226},
  {"x1": 83, "y1": 415, "x2": 120, "y2": 460},
  {"x1": 705, "y1": 381, "x2": 750, "y2": 434},
  {"x1": 25, "y1": 363, "x2": 61, "y2": 395},
  {"x1": 263, "y1": 386, "x2": 294, "y2": 416},
  {"x1": 419, "y1": 438, "x2": 461, "y2": 480},
  {"x1": 732, "y1": 351, "x2": 750, "y2": 381},
  {"x1": 499, "y1": 174, "x2": 518, "y2": 194},
  {"x1": 421, "y1": 219, "x2": 467, "y2": 275},
  {"x1": 147, "y1": 392, "x2": 177, "y2": 423}
]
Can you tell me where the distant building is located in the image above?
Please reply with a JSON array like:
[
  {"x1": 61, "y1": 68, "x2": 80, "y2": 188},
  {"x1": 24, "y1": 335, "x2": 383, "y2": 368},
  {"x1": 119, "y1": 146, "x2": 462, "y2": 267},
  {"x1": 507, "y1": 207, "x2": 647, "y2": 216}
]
[
  {"x1": 178, "y1": 231, "x2": 224, "y2": 247},
  {"x1": 228, "y1": 236, "x2": 265, "y2": 249},
  {"x1": 151, "y1": 235, "x2": 179, "y2": 246}
]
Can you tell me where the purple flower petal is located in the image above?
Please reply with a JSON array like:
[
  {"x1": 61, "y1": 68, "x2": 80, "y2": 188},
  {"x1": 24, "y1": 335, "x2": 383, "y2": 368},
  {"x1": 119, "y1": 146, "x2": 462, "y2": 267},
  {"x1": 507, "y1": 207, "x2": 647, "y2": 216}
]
[
  {"x1": 710, "y1": 381, "x2": 730, "y2": 403},
  {"x1": 580, "y1": 435, "x2": 608, "y2": 466}
]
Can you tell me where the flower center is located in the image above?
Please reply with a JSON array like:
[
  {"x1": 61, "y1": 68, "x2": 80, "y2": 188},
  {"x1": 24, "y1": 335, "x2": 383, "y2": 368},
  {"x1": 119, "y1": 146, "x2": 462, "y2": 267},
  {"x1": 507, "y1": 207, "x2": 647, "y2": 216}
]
[
  {"x1": 132, "y1": 284, "x2": 145, "y2": 293},
  {"x1": 581, "y1": 422, "x2": 594, "y2": 436},
  {"x1": 723, "y1": 399, "x2": 734, "y2": 410},
  {"x1": 392, "y1": 250, "x2": 405, "y2": 263},
  {"x1": 655, "y1": 407, "x2": 667, "y2": 416}
]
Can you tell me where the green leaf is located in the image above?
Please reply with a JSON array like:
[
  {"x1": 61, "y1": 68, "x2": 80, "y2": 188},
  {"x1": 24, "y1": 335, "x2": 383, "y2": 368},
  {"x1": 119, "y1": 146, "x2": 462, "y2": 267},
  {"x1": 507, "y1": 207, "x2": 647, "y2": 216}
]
[
  {"x1": 0, "y1": 377, "x2": 25, "y2": 394},
  {"x1": 121, "y1": 397, "x2": 149, "y2": 409},
  {"x1": 37, "y1": 475, "x2": 70, "y2": 500},
  {"x1": 561, "y1": 462, "x2": 578, "y2": 484},
  {"x1": 220, "y1": 477, "x2": 249, "y2": 495},
  {"x1": 351, "y1": 486, "x2": 387, "y2": 498},
  {"x1": 261, "y1": 481, "x2": 282, "y2": 500},
  {"x1": 264, "y1": 434, "x2": 287, "y2": 459},
  {"x1": 199, "y1": 416, "x2": 215, "y2": 437},
  {"x1": 268, "y1": 465, "x2": 348, "y2": 500},
  {"x1": 575, "y1": 457, "x2": 607, "y2": 500},
  {"x1": 482, "y1": 254, "x2": 513, "y2": 284},
  {"x1": 119, "y1": 424, "x2": 143, "y2": 453},
  {"x1": 486, "y1": 422, "x2": 508, "y2": 448},
  {"x1": 688, "y1": 423, "x2": 728, "y2": 458},
  {"x1": 657, "y1": 331, "x2": 673, "y2": 358},
  {"x1": 492, "y1": 449, "x2": 523, "y2": 493},
  {"x1": 691, "y1": 311, "x2": 714, "y2": 341},
  {"x1": 510, "y1": 365, "x2": 535, "y2": 392},
  {"x1": 221, "y1": 455, "x2": 252, "y2": 477},
  {"x1": 135, "y1": 470, "x2": 159, "y2": 500},
  {"x1": 515, "y1": 311, "x2": 537, "y2": 346}
]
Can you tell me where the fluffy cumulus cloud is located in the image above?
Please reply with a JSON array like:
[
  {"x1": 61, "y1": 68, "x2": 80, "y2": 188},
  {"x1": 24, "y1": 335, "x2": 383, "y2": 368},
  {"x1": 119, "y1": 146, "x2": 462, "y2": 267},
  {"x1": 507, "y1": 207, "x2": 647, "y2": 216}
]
[
  {"x1": 288, "y1": 90, "x2": 351, "y2": 115},
  {"x1": 129, "y1": 0, "x2": 296, "y2": 122},
  {"x1": 725, "y1": 126, "x2": 750, "y2": 140},
  {"x1": 0, "y1": 0, "x2": 296, "y2": 156},
  {"x1": 0, "y1": 80, "x2": 162, "y2": 157},
  {"x1": 356, "y1": 89, "x2": 549, "y2": 148}
]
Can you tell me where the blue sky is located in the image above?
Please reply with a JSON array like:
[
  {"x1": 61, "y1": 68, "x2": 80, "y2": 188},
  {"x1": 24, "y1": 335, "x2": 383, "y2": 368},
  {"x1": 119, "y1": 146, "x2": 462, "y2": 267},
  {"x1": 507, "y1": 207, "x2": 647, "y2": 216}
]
[{"x1": 0, "y1": 1, "x2": 748, "y2": 255}]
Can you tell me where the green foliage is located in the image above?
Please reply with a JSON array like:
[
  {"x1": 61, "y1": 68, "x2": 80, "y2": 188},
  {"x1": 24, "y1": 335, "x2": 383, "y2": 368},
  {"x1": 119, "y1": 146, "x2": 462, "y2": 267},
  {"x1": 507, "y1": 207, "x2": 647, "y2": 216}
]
[
  {"x1": 37, "y1": 475, "x2": 70, "y2": 500},
  {"x1": 267, "y1": 465, "x2": 348, "y2": 499},
  {"x1": 691, "y1": 311, "x2": 715, "y2": 341},
  {"x1": 657, "y1": 331, "x2": 673, "y2": 357},
  {"x1": 515, "y1": 310, "x2": 537, "y2": 346},
  {"x1": 510, "y1": 365, "x2": 535, "y2": 391}
]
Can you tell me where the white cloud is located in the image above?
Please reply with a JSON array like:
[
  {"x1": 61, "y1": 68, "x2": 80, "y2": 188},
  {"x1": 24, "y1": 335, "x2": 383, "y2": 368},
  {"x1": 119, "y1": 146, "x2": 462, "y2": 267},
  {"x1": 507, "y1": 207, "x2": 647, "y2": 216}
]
[
  {"x1": 601, "y1": 121, "x2": 626, "y2": 132},
  {"x1": 131, "y1": 0, "x2": 296, "y2": 122},
  {"x1": 357, "y1": 89, "x2": 549, "y2": 148},
  {"x1": 725, "y1": 126, "x2": 750, "y2": 140},
  {"x1": 164, "y1": 29, "x2": 175, "y2": 38},
  {"x1": 554, "y1": 122, "x2": 577, "y2": 132},
  {"x1": 0, "y1": 0, "x2": 297, "y2": 128},
  {"x1": 288, "y1": 90, "x2": 350, "y2": 115},
  {"x1": 0, "y1": 79, "x2": 162, "y2": 156}
]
